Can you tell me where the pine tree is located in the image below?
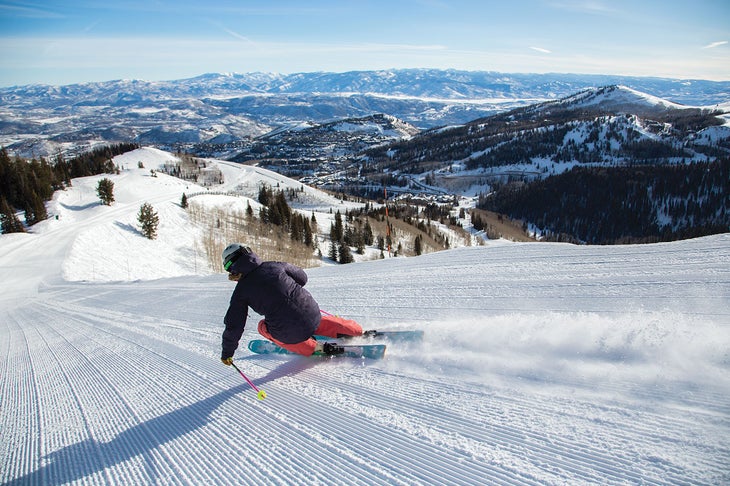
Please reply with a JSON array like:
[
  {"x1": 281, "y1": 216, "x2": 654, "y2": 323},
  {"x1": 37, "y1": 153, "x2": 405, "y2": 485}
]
[
  {"x1": 363, "y1": 219, "x2": 374, "y2": 245},
  {"x1": 97, "y1": 178, "x2": 115, "y2": 205},
  {"x1": 414, "y1": 234, "x2": 423, "y2": 256},
  {"x1": 303, "y1": 220, "x2": 313, "y2": 247},
  {"x1": 331, "y1": 210, "x2": 344, "y2": 242},
  {"x1": 138, "y1": 202, "x2": 159, "y2": 239},
  {"x1": 181, "y1": 193, "x2": 188, "y2": 208},
  {"x1": 274, "y1": 191, "x2": 291, "y2": 228},
  {"x1": 258, "y1": 185, "x2": 273, "y2": 206},
  {"x1": 0, "y1": 148, "x2": 12, "y2": 201},
  {"x1": 0, "y1": 196, "x2": 25, "y2": 234},
  {"x1": 290, "y1": 214, "x2": 303, "y2": 242},
  {"x1": 23, "y1": 199, "x2": 35, "y2": 226},
  {"x1": 24, "y1": 192, "x2": 47, "y2": 225},
  {"x1": 310, "y1": 212, "x2": 318, "y2": 232},
  {"x1": 338, "y1": 242, "x2": 354, "y2": 264},
  {"x1": 53, "y1": 153, "x2": 71, "y2": 188}
]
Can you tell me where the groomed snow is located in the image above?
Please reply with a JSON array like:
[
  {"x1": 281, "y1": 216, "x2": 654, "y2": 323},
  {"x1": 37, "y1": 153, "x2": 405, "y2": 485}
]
[{"x1": 1, "y1": 148, "x2": 728, "y2": 485}]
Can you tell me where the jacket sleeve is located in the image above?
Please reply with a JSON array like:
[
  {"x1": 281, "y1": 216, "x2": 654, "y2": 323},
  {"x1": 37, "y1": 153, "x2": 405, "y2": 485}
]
[
  {"x1": 284, "y1": 263, "x2": 308, "y2": 287},
  {"x1": 221, "y1": 288, "x2": 248, "y2": 359}
]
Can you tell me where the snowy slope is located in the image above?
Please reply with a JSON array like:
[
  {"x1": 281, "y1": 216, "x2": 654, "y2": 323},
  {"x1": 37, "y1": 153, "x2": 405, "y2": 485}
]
[
  {"x1": 1, "y1": 149, "x2": 729, "y2": 485},
  {"x1": 556, "y1": 85, "x2": 687, "y2": 113}
]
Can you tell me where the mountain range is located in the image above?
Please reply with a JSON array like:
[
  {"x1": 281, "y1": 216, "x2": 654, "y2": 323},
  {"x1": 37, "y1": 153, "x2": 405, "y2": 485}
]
[
  {"x1": 244, "y1": 85, "x2": 729, "y2": 200},
  {"x1": 2, "y1": 69, "x2": 729, "y2": 159},
  {"x1": 3, "y1": 71, "x2": 728, "y2": 245},
  {"x1": 365, "y1": 85, "x2": 730, "y2": 177}
]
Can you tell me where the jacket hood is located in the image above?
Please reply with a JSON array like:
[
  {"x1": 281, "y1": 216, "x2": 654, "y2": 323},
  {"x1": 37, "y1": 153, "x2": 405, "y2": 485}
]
[{"x1": 229, "y1": 250, "x2": 263, "y2": 276}]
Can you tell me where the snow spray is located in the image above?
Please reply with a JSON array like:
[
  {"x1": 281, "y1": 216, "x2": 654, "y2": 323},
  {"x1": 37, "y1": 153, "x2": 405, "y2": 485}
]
[{"x1": 231, "y1": 362, "x2": 267, "y2": 401}]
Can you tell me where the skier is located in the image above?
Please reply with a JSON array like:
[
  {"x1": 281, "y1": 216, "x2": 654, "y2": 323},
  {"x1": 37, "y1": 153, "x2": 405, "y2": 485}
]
[{"x1": 219, "y1": 243, "x2": 363, "y2": 364}]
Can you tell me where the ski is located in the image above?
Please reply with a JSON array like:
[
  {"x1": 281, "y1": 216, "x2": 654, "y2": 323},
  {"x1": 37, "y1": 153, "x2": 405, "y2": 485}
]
[
  {"x1": 247, "y1": 339, "x2": 386, "y2": 359},
  {"x1": 334, "y1": 330, "x2": 424, "y2": 342}
]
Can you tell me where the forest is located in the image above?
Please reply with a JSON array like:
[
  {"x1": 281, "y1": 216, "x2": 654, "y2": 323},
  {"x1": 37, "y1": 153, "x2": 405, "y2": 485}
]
[
  {"x1": 478, "y1": 159, "x2": 729, "y2": 244},
  {"x1": 0, "y1": 143, "x2": 138, "y2": 233}
]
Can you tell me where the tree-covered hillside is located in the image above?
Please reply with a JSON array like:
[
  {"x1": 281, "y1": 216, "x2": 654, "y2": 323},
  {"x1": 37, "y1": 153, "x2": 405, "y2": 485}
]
[
  {"x1": 364, "y1": 86, "x2": 728, "y2": 176},
  {"x1": 479, "y1": 159, "x2": 729, "y2": 244},
  {"x1": 0, "y1": 143, "x2": 138, "y2": 233}
]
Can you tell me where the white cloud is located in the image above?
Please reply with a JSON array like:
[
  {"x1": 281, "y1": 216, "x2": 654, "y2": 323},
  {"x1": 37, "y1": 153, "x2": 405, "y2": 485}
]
[
  {"x1": 221, "y1": 28, "x2": 255, "y2": 44},
  {"x1": 702, "y1": 41, "x2": 728, "y2": 50},
  {"x1": 0, "y1": 3, "x2": 64, "y2": 19},
  {"x1": 529, "y1": 46, "x2": 552, "y2": 54},
  {"x1": 548, "y1": 0, "x2": 617, "y2": 16}
]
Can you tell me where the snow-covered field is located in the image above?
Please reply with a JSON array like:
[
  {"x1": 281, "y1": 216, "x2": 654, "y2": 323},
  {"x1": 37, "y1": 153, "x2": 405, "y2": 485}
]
[{"x1": 1, "y1": 149, "x2": 729, "y2": 485}]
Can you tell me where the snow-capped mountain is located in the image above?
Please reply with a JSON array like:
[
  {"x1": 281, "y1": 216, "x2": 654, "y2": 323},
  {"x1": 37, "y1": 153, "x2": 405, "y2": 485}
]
[
  {"x1": 1, "y1": 147, "x2": 728, "y2": 485},
  {"x1": 519, "y1": 84, "x2": 691, "y2": 120},
  {"x1": 2, "y1": 70, "x2": 729, "y2": 159},
  {"x1": 555, "y1": 85, "x2": 686, "y2": 112},
  {"x1": 365, "y1": 85, "x2": 730, "y2": 177}
]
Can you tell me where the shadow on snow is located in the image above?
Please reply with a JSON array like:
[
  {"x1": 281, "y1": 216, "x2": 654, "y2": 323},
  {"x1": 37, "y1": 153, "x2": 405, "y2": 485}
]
[{"x1": 8, "y1": 384, "x2": 247, "y2": 485}]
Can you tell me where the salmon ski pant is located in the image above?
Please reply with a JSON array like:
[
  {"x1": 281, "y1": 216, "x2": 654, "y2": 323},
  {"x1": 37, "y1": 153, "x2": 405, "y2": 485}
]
[{"x1": 257, "y1": 314, "x2": 363, "y2": 356}]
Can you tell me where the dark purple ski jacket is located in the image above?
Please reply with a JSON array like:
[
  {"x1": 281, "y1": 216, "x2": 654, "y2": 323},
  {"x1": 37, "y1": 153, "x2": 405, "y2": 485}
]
[{"x1": 221, "y1": 250, "x2": 321, "y2": 359}]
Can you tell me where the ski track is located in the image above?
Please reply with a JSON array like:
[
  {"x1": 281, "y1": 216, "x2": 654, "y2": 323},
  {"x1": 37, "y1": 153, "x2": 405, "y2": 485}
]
[
  {"x1": 3, "y1": 272, "x2": 728, "y2": 486},
  {"x1": 2, "y1": 311, "x2": 40, "y2": 484}
]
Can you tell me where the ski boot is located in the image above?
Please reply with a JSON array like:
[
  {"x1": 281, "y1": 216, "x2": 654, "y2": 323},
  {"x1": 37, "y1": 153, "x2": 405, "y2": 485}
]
[{"x1": 315, "y1": 341, "x2": 345, "y2": 356}]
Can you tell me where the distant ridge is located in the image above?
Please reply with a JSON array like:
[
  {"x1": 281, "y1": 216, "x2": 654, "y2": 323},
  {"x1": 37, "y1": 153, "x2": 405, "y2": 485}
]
[
  {"x1": 1, "y1": 70, "x2": 728, "y2": 158},
  {"x1": 5, "y1": 69, "x2": 728, "y2": 104},
  {"x1": 550, "y1": 85, "x2": 687, "y2": 114}
]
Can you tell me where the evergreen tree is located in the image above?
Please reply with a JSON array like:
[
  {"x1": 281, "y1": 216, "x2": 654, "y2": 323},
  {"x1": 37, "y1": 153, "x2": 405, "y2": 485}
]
[
  {"x1": 0, "y1": 148, "x2": 12, "y2": 200},
  {"x1": 290, "y1": 213, "x2": 303, "y2": 242},
  {"x1": 356, "y1": 238, "x2": 365, "y2": 255},
  {"x1": 53, "y1": 153, "x2": 71, "y2": 189},
  {"x1": 34, "y1": 194, "x2": 48, "y2": 222},
  {"x1": 303, "y1": 220, "x2": 313, "y2": 247},
  {"x1": 273, "y1": 191, "x2": 291, "y2": 228},
  {"x1": 181, "y1": 193, "x2": 188, "y2": 208},
  {"x1": 331, "y1": 210, "x2": 344, "y2": 242},
  {"x1": 0, "y1": 196, "x2": 25, "y2": 234},
  {"x1": 24, "y1": 192, "x2": 47, "y2": 225},
  {"x1": 138, "y1": 202, "x2": 159, "y2": 240},
  {"x1": 414, "y1": 234, "x2": 423, "y2": 256},
  {"x1": 258, "y1": 185, "x2": 273, "y2": 206},
  {"x1": 97, "y1": 178, "x2": 115, "y2": 206},
  {"x1": 23, "y1": 199, "x2": 35, "y2": 226},
  {"x1": 363, "y1": 219, "x2": 374, "y2": 245},
  {"x1": 338, "y1": 242, "x2": 354, "y2": 264}
]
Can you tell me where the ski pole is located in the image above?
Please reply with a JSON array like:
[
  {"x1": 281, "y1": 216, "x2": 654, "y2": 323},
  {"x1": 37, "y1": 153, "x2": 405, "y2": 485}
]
[{"x1": 231, "y1": 361, "x2": 267, "y2": 401}]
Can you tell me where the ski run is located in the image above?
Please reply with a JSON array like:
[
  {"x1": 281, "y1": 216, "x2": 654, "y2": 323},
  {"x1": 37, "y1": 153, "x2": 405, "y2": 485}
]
[{"x1": 1, "y1": 148, "x2": 728, "y2": 485}]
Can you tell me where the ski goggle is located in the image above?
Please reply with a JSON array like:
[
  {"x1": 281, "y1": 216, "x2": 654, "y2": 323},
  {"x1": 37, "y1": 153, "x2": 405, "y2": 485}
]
[{"x1": 223, "y1": 246, "x2": 250, "y2": 272}]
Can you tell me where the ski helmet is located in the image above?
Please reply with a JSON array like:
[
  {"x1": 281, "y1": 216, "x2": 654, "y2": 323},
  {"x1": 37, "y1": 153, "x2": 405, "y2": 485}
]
[{"x1": 222, "y1": 243, "x2": 251, "y2": 272}]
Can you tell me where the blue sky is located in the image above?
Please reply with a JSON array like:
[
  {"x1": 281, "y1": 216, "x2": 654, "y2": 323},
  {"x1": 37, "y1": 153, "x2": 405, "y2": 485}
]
[{"x1": 0, "y1": 0, "x2": 728, "y2": 87}]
